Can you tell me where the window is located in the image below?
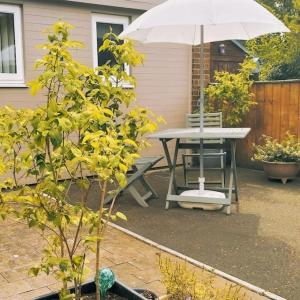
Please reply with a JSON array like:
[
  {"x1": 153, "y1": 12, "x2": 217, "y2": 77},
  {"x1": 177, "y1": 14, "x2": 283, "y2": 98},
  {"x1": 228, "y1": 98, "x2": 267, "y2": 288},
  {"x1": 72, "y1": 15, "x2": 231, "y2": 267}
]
[
  {"x1": 92, "y1": 14, "x2": 130, "y2": 86},
  {"x1": 0, "y1": 4, "x2": 24, "y2": 87}
]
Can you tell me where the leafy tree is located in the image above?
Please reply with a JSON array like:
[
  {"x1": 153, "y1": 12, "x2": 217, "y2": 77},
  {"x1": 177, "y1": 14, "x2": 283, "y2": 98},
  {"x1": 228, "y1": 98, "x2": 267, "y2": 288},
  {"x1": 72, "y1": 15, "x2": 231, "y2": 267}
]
[
  {"x1": 246, "y1": 0, "x2": 300, "y2": 80},
  {"x1": 205, "y1": 59, "x2": 256, "y2": 126},
  {"x1": 0, "y1": 22, "x2": 158, "y2": 300}
]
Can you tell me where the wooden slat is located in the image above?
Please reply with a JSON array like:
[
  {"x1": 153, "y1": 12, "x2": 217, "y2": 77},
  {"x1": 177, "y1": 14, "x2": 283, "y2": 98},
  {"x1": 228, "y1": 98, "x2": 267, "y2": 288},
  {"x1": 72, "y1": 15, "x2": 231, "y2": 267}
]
[
  {"x1": 280, "y1": 83, "x2": 290, "y2": 137},
  {"x1": 237, "y1": 81, "x2": 300, "y2": 169},
  {"x1": 289, "y1": 83, "x2": 299, "y2": 136},
  {"x1": 264, "y1": 83, "x2": 273, "y2": 137},
  {"x1": 272, "y1": 83, "x2": 282, "y2": 140}
]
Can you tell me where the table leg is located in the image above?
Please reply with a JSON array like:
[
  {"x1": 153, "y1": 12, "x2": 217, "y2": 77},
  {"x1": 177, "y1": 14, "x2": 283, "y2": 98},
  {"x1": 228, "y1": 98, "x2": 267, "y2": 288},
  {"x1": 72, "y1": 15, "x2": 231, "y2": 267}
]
[
  {"x1": 225, "y1": 140, "x2": 237, "y2": 215},
  {"x1": 231, "y1": 141, "x2": 239, "y2": 202},
  {"x1": 163, "y1": 139, "x2": 179, "y2": 210},
  {"x1": 162, "y1": 139, "x2": 173, "y2": 172}
]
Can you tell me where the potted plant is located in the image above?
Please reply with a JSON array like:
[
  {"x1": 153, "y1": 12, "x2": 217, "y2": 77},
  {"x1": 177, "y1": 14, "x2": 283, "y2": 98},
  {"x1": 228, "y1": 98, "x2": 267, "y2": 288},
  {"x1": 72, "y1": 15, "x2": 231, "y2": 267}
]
[
  {"x1": 0, "y1": 21, "x2": 159, "y2": 300},
  {"x1": 252, "y1": 133, "x2": 300, "y2": 183}
]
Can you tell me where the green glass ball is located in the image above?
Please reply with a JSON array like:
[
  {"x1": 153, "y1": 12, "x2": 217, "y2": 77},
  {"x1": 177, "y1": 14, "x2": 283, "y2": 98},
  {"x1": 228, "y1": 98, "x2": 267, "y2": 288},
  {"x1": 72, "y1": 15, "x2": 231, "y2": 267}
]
[{"x1": 98, "y1": 268, "x2": 115, "y2": 296}]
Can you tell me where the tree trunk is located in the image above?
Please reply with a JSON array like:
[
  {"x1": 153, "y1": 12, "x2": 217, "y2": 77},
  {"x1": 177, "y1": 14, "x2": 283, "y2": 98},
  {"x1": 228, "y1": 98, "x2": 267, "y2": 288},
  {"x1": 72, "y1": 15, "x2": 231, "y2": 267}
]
[{"x1": 95, "y1": 181, "x2": 107, "y2": 300}]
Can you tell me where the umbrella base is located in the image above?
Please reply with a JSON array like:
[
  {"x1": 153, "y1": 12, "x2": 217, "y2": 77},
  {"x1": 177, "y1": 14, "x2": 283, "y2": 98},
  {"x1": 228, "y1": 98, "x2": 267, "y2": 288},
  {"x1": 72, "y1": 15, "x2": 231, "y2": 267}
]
[{"x1": 178, "y1": 190, "x2": 225, "y2": 210}]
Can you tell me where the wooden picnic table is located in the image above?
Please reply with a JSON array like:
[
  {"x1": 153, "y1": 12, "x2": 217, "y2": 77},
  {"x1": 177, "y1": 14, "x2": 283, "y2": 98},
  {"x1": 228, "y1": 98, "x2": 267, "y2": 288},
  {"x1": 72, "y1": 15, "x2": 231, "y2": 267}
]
[{"x1": 148, "y1": 128, "x2": 251, "y2": 214}]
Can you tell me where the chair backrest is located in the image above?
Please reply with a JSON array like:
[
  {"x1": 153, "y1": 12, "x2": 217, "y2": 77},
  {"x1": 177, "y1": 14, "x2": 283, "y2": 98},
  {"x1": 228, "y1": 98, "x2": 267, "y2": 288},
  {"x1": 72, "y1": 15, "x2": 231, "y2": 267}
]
[
  {"x1": 187, "y1": 112, "x2": 223, "y2": 128},
  {"x1": 186, "y1": 112, "x2": 223, "y2": 144}
]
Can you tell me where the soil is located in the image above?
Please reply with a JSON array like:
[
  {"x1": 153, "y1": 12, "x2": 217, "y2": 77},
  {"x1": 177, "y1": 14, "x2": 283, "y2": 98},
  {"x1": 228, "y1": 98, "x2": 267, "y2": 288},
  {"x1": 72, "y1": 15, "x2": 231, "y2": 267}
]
[
  {"x1": 140, "y1": 290, "x2": 157, "y2": 299},
  {"x1": 81, "y1": 290, "x2": 157, "y2": 300},
  {"x1": 81, "y1": 292, "x2": 127, "y2": 300}
]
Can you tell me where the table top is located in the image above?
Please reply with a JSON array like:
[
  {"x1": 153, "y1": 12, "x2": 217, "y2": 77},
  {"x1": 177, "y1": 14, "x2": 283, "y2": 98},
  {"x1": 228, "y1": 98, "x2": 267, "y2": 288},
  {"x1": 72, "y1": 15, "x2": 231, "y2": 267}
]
[{"x1": 148, "y1": 127, "x2": 251, "y2": 139}]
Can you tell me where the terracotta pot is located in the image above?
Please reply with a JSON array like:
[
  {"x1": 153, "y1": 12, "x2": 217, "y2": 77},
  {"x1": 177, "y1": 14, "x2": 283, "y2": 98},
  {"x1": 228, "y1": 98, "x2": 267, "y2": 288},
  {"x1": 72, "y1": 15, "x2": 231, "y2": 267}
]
[{"x1": 262, "y1": 161, "x2": 300, "y2": 184}]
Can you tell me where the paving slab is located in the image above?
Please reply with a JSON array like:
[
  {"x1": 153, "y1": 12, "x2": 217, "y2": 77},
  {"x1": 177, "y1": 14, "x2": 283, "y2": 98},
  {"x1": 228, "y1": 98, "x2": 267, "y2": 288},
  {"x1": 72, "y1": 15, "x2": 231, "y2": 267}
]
[{"x1": 0, "y1": 216, "x2": 268, "y2": 300}]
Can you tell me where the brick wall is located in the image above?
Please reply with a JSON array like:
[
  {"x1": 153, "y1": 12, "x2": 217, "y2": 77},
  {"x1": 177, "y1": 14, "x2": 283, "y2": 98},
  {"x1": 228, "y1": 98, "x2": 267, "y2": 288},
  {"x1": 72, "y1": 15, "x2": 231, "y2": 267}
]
[
  {"x1": 210, "y1": 41, "x2": 246, "y2": 79},
  {"x1": 192, "y1": 44, "x2": 211, "y2": 111},
  {"x1": 191, "y1": 41, "x2": 246, "y2": 112}
]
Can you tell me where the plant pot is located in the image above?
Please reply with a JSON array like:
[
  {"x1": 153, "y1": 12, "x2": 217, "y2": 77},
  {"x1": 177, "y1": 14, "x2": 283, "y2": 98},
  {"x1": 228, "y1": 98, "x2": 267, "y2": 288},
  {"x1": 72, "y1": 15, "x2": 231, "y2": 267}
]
[
  {"x1": 34, "y1": 280, "x2": 158, "y2": 300},
  {"x1": 262, "y1": 161, "x2": 300, "y2": 184}
]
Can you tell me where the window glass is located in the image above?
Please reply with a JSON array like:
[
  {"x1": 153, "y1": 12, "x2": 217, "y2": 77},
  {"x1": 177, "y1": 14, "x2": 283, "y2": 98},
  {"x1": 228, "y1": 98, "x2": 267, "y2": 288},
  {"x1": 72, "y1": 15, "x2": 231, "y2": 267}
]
[
  {"x1": 96, "y1": 22, "x2": 124, "y2": 67},
  {"x1": 0, "y1": 12, "x2": 17, "y2": 74}
]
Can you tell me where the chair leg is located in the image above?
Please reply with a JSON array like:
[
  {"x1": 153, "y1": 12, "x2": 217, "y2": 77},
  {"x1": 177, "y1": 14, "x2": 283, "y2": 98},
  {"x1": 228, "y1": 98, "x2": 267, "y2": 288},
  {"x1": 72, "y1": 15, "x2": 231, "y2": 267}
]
[
  {"x1": 220, "y1": 151, "x2": 225, "y2": 188},
  {"x1": 233, "y1": 161, "x2": 239, "y2": 202},
  {"x1": 182, "y1": 155, "x2": 188, "y2": 186},
  {"x1": 138, "y1": 175, "x2": 159, "y2": 199},
  {"x1": 127, "y1": 185, "x2": 149, "y2": 208},
  {"x1": 223, "y1": 153, "x2": 226, "y2": 187}
]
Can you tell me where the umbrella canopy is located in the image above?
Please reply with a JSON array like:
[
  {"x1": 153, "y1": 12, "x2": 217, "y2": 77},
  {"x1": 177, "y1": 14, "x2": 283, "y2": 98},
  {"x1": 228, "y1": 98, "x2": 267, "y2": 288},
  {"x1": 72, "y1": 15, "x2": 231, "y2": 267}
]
[
  {"x1": 120, "y1": 0, "x2": 289, "y2": 194},
  {"x1": 120, "y1": 0, "x2": 289, "y2": 44}
]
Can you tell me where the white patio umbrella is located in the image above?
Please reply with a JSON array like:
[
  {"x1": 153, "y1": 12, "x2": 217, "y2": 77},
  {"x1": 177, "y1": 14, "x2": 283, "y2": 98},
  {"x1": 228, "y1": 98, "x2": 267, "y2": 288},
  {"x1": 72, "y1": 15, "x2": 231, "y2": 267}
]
[{"x1": 120, "y1": 0, "x2": 289, "y2": 198}]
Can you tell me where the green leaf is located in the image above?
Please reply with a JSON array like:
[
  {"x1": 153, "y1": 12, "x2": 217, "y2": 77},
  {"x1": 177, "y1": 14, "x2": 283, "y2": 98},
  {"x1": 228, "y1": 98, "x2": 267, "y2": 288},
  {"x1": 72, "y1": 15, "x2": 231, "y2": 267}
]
[
  {"x1": 115, "y1": 172, "x2": 127, "y2": 188},
  {"x1": 58, "y1": 118, "x2": 73, "y2": 131},
  {"x1": 71, "y1": 147, "x2": 82, "y2": 157},
  {"x1": 116, "y1": 211, "x2": 127, "y2": 221},
  {"x1": 28, "y1": 267, "x2": 40, "y2": 277},
  {"x1": 50, "y1": 128, "x2": 63, "y2": 149}
]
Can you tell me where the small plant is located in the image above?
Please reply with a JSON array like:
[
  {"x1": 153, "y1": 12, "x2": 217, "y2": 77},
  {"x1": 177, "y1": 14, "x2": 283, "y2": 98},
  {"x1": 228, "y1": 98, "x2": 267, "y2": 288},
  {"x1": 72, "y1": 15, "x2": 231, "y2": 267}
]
[
  {"x1": 252, "y1": 133, "x2": 300, "y2": 162},
  {"x1": 158, "y1": 255, "x2": 246, "y2": 300},
  {"x1": 205, "y1": 58, "x2": 257, "y2": 127},
  {"x1": 0, "y1": 21, "x2": 158, "y2": 300}
]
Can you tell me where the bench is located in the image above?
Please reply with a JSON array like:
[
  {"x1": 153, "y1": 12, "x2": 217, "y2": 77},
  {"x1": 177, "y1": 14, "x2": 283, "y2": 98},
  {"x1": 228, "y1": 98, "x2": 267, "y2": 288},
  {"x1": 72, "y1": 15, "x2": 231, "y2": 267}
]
[{"x1": 104, "y1": 156, "x2": 163, "y2": 207}]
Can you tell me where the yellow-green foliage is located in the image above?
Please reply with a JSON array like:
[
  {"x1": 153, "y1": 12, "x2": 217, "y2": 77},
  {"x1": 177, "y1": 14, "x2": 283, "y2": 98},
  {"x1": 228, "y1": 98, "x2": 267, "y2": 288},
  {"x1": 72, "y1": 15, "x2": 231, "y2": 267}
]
[
  {"x1": 252, "y1": 132, "x2": 300, "y2": 162},
  {"x1": 158, "y1": 255, "x2": 246, "y2": 300},
  {"x1": 0, "y1": 21, "x2": 159, "y2": 300},
  {"x1": 246, "y1": 0, "x2": 300, "y2": 80},
  {"x1": 205, "y1": 59, "x2": 256, "y2": 127}
]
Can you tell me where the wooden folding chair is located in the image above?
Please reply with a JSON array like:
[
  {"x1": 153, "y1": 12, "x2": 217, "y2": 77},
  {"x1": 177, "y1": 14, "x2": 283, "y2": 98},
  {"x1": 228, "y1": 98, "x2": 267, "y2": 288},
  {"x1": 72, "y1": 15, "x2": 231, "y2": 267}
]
[
  {"x1": 182, "y1": 112, "x2": 226, "y2": 187},
  {"x1": 104, "y1": 156, "x2": 163, "y2": 207}
]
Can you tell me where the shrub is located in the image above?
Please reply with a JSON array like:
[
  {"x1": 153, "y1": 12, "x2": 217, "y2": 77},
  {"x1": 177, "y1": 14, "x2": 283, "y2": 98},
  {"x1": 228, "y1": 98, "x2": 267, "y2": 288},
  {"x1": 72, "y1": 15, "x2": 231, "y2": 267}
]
[
  {"x1": 158, "y1": 255, "x2": 246, "y2": 300},
  {"x1": 205, "y1": 59, "x2": 256, "y2": 127},
  {"x1": 252, "y1": 133, "x2": 300, "y2": 163}
]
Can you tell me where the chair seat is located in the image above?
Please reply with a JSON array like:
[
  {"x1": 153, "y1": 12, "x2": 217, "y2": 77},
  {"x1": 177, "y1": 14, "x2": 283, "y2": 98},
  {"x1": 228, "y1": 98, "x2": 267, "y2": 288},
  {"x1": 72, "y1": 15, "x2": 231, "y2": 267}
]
[{"x1": 183, "y1": 152, "x2": 226, "y2": 157}]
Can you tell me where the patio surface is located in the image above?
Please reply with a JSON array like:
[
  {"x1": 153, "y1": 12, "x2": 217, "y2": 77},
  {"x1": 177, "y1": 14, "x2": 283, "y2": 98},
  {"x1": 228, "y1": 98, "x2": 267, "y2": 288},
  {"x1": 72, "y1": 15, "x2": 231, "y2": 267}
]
[
  {"x1": 0, "y1": 217, "x2": 267, "y2": 300},
  {"x1": 83, "y1": 167, "x2": 300, "y2": 300}
]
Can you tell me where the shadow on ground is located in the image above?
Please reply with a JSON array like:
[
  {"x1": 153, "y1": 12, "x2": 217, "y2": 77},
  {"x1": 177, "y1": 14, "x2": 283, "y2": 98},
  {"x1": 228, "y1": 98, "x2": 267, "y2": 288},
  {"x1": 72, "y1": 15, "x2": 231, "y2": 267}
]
[{"x1": 70, "y1": 168, "x2": 300, "y2": 300}]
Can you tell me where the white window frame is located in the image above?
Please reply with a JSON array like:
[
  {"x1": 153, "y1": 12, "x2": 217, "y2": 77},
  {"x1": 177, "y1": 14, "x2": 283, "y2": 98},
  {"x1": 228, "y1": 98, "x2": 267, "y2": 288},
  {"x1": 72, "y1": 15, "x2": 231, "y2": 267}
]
[
  {"x1": 91, "y1": 13, "x2": 132, "y2": 88},
  {"x1": 0, "y1": 4, "x2": 25, "y2": 87}
]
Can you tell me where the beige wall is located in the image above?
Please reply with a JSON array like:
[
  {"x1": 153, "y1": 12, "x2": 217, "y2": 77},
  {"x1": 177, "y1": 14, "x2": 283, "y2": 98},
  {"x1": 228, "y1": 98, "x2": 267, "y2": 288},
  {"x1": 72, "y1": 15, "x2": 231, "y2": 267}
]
[{"x1": 0, "y1": 0, "x2": 191, "y2": 164}]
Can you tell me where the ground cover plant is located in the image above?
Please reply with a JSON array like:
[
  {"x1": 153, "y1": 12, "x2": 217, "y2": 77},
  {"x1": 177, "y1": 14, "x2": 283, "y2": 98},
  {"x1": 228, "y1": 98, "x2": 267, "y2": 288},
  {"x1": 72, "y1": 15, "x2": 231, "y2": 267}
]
[{"x1": 0, "y1": 21, "x2": 158, "y2": 300}]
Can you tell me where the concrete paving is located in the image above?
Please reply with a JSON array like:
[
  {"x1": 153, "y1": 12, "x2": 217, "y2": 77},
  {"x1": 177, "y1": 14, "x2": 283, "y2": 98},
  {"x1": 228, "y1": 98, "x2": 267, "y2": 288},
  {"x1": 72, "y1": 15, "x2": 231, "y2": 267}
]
[
  {"x1": 84, "y1": 168, "x2": 300, "y2": 300},
  {"x1": 0, "y1": 217, "x2": 266, "y2": 300}
]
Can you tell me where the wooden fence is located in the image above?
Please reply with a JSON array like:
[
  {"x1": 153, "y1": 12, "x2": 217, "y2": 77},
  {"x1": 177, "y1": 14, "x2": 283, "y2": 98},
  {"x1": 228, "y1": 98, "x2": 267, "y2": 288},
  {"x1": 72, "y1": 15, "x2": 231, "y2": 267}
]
[{"x1": 236, "y1": 80, "x2": 300, "y2": 169}]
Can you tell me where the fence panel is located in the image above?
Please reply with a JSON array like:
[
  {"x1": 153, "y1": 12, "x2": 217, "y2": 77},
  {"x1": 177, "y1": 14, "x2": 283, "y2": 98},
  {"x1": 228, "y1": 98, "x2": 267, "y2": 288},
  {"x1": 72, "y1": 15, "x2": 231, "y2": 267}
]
[{"x1": 236, "y1": 80, "x2": 300, "y2": 168}]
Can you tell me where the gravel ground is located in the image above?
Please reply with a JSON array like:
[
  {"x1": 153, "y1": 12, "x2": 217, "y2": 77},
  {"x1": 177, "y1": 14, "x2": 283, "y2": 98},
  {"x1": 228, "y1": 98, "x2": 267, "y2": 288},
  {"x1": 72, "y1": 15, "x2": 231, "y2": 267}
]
[{"x1": 77, "y1": 168, "x2": 300, "y2": 300}]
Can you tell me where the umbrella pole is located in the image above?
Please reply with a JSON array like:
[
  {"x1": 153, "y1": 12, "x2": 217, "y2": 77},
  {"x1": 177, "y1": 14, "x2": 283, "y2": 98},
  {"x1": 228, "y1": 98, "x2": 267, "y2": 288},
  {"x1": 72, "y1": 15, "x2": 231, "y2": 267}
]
[{"x1": 199, "y1": 24, "x2": 205, "y2": 192}]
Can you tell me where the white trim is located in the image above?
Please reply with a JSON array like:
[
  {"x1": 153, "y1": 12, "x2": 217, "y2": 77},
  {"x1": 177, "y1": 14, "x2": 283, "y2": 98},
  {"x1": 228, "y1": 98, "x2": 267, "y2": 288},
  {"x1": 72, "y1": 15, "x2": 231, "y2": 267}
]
[
  {"x1": 91, "y1": 13, "x2": 132, "y2": 88},
  {"x1": 0, "y1": 4, "x2": 25, "y2": 86},
  {"x1": 0, "y1": 83, "x2": 27, "y2": 88}
]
